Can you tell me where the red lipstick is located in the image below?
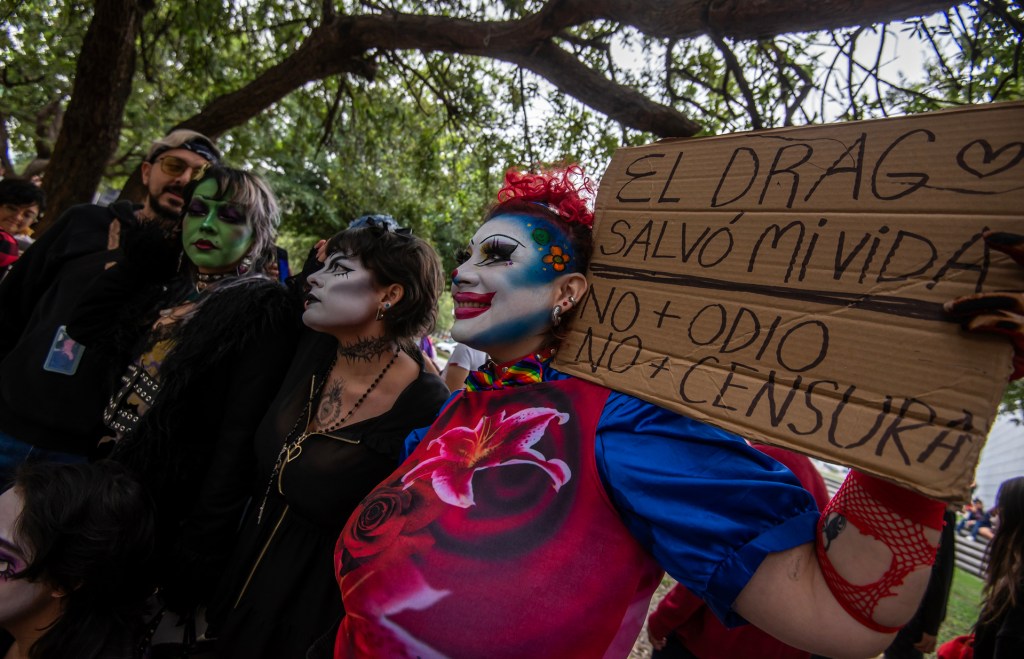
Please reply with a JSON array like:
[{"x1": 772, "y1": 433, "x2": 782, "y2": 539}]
[{"x1": 453, "y1": 292, "x2": 494, "y2": 319}]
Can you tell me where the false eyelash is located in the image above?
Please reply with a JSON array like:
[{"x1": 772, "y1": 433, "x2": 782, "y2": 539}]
[
  {"x1": 479, "y1": 239, "x2": 518, "y2": 265},
  {"x1": 454, "y1": 248, "x2": 472, "y2": 264}
]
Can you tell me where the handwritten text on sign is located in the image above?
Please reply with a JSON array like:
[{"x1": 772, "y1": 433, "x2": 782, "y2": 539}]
[{"x1": 556, "y1": 103, "x2": 1024, "y2": 500}]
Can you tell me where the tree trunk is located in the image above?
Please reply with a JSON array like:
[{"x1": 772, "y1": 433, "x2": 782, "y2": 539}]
[{"x1": 38, "y1": 0, "x2": 144, "y2": 233}]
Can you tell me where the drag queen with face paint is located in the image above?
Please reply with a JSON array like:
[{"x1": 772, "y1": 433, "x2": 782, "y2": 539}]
[
  {"x1": 331, "y1": 167, "x2": 1022, "y2": 659},
  {"x1": 66, "y1": 166, "x2": 300, "y2": 616},
  {"x1": 204, "y1": 217, "x2": 449, "y2": 659}
]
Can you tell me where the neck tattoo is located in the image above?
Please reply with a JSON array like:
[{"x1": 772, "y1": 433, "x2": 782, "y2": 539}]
[{"x1": 337, "y1": 335, "x2": 394, "y2": 362}]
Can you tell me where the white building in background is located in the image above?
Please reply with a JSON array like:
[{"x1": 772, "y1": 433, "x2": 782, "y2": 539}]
[{"x1": 974, "y1": 414, "x2": 1024, "y2": 507}]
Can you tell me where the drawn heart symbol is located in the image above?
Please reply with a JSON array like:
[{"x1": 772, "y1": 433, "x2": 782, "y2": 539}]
[{"x1": 956, "y1": 139, "x2": 1024, "y2": 178}]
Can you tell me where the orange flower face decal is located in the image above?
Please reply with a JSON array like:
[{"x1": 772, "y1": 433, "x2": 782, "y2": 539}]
[{"x1": 542, "y1": 245, "x2": 570, "y2": 272}]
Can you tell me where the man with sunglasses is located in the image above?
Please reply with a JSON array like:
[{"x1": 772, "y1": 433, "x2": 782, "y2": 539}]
[
  {"x1": 141, "y1": 131, "x2": 219, "y2": 225},
  {"x1": 0, "y1": 130, "x2": 220, "y2": 485}
]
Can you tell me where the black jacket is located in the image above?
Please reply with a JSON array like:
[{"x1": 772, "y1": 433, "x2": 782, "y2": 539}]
[
  {"x1": 0, "y1": 201, "x2": 144, "y2": 453},
  {"x1": 70, "y1": 264, "x2": 302, "y2": 610},
  {"x1": 974, "y1": 581, "x2": 1024, "y2": 659}
]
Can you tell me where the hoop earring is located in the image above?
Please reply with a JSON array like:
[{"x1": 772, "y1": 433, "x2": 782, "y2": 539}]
[
  {"x1": 237, "y1": 253, "x2": 254, "y2": 276},
  {"x1": 376, "y1": 301, "x2": 391, "y2": 321},
  {"x1": 568, "y1": 295, "x2": 577, "y2": 307},
  {"x1": 551, "y1": 304, "x2": 563, "y2": 327}
]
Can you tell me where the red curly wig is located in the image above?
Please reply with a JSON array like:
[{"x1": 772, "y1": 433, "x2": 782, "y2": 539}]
[{"x1": 494, "y1": 165, "x2": 595, "y2": 229}]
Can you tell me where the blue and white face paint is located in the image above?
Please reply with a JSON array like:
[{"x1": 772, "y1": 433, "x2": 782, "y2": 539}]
[{"x1": 450, "y1": 213, "x2": 576, "y2": 360}]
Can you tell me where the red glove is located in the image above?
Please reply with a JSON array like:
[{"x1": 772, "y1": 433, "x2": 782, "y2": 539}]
[{"x1": 945, "y1": 232, "x2": 1024, "y2": 380}]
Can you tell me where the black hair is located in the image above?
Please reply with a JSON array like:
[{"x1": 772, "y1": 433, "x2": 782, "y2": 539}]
[
  {"x1": 0, "y1": 178, "x2": 46, "y2": 213},
  {"x1": 979, "y1": 476, "x2": 1024, "y2": 628},
  {"x1": 325, "y1": 224, "x2": 443, "y2": 349},
  {"x1": 12, "y1": 461, "x2": 156, "y2": 659}
]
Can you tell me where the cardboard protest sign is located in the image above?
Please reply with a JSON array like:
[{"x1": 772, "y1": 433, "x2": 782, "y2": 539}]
[{"x1": 555, "y1": 102, "x2": 1024, "y2": 501}]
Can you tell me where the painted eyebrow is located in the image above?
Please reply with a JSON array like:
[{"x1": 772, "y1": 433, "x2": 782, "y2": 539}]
[
  {"x1": 325, "y1": 253, "x2": 356, "y2": 267},
  {"x1": 479, "y1": 232, "x2": 524, "y2": 246}
]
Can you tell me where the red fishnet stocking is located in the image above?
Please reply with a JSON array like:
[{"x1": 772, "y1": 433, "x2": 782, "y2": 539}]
[{"x1": 816, "y1": 471, "x2": 944, "y2": 633}]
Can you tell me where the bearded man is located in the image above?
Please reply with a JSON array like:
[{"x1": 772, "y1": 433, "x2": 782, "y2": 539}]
[{"x1": 0, "y1": 130, "x2": 220, "y2": 484}]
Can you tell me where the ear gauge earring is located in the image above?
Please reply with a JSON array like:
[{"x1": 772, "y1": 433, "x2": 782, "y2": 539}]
[{"x1": 552, "y1": 295, "x2": 578, "y2": 325}]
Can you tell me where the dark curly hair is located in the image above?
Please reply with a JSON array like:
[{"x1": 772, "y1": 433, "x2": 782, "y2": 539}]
[
  {"x1": 11, "y1": 460, "x2": 156, "y2": 659},
  {"x1": 325, "y1": 223, "x2": 444, "y2": 350}
]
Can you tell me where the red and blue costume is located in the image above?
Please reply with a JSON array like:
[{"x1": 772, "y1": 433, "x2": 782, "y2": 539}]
[{"x1": 334, "y1": 353, "x2": 819, "y2": 658}]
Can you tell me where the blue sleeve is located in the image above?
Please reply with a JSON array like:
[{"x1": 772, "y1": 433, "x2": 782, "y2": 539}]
[{"x1": 595, "y1": 390, "x2": 819, "y2": 626}]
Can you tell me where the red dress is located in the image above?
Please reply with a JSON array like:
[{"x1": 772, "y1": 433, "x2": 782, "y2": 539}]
[{"x1": 334, "y1": 376, "x2": 662, "y2": 658}]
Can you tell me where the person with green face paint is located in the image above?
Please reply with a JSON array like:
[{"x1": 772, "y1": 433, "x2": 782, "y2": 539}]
[
  {"x1": 65, "y1": 166, "x2": 301, "y2": 626},
  {"x1": 0, "y1": 129, "x2": 220, "y2": 487},
  {"x1": 181, "y1": 177, "x2": 256, "y2": 275}
]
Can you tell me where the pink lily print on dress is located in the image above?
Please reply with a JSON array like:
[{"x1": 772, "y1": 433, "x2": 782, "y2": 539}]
[{"x1": 401, "y1": 407, "x2": 572, "y2": 508}]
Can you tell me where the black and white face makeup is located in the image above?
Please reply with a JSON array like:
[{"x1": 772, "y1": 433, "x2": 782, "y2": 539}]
[
  {"x1": 0, "y1": 487, "x2": 50, "y2": 629},
  {"x1": 303, "y1": 252, "x2": 383, "y2": 334}
]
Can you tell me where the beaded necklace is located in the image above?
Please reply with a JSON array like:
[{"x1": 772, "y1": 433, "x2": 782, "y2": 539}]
[{"x1": 257, "y1": 347, "x2": 400, "y2": 523}]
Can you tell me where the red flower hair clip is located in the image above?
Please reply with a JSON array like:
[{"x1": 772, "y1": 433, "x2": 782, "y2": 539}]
[{"x1": 496, "y1": 165, "x2": 596, "y2": 229}]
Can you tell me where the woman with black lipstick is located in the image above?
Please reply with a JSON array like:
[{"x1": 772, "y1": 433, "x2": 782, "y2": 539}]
[{"x1": 206, "y1": 216, "x2": 449, "y2": 659}]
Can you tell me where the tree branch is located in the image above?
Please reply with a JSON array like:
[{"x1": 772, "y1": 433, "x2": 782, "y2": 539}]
[
  {"x1": 317, "y1": 78, "x2": 346, "y2": 155},
  {"x1": 591, "y1": 0, "x2": 962, "y2": 40},
  {"x1": 167, "y1": 1, "x2": 971, "y2": 143},
  {"x1": 706, "y1": 25, "x2": 763, "y2": 129},
  {"x1": 507, "y1": 40, "x2": 702, "y2": 136}
]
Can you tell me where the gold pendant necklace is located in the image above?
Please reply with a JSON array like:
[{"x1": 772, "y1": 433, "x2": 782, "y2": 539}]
[{"x1": 257, "y1": 348, "x2": 400, "y2": 523}]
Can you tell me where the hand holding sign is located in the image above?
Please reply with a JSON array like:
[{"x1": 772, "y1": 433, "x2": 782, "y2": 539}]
[
  {"x1": 558, "y1": 102, "x2": 1024, "y2": 500},
  {"x1": 946, "y1": 232, "x2": 1024, "y2": 380}
]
